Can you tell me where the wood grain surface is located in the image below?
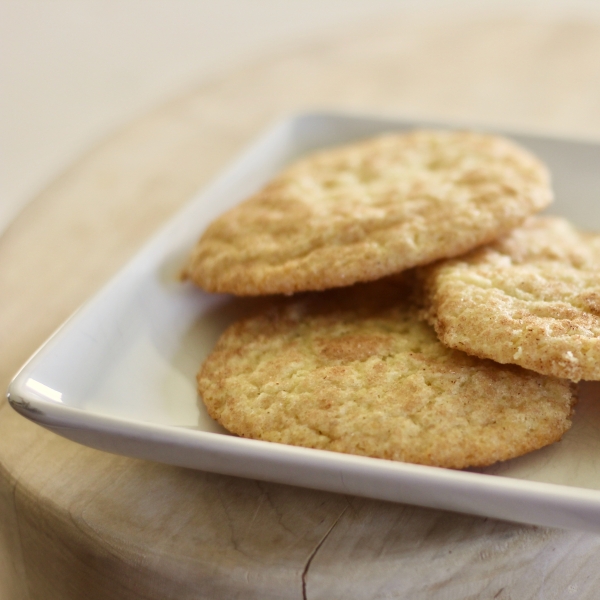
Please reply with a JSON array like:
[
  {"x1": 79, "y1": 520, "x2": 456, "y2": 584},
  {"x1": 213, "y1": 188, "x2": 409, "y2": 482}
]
[{"x1": 3, "y1": 13, "x2": 600, "y2": 600}]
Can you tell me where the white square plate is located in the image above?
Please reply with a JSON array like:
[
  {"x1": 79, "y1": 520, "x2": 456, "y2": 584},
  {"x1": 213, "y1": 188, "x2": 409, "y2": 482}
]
[{"x1": 9, "y1": 112, "x2": 600, "y2": 532}]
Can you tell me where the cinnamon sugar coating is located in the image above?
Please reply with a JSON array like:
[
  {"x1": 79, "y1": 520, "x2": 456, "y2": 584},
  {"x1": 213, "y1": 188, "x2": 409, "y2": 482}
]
[
  {"x1": 198, "y1": 280, "x2": 575, "y2": 468},
  {"x1": 184, "y1": 130, "x2": 552, "y2": 295},
  {"x1": 421, "y1": 216, "x2": 600, "y2": 381}
]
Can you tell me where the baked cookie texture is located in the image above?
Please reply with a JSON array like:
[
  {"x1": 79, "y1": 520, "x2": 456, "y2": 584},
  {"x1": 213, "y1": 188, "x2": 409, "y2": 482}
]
[
  {"x1": 184, "y1": 130, "x2": 552, "y2": 295},
  {"x1": 198, "y1": 280, "x2": 576, "y2": 469},
  {"x1": 421, "y1": 216, "x2": 600, "y2": 382}
]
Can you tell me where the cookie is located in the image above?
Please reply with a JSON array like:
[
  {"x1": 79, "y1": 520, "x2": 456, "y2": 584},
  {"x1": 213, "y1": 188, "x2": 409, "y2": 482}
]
[
  {"x1": 198, "y1": 279, "x2": 575, "y2": 468},
  {"x1": 420, "y1": 216, "x2": 600, "y2": 381},
  {"x1": 184, "y1": 130, "x2": 552, "y2": 295}
]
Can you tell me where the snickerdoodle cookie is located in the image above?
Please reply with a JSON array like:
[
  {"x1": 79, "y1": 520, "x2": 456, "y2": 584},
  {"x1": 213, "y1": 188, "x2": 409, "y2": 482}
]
[
  {"x1": 198, "y1": 279, "x2": 575, "y2": 468},
  {"x1": 184, "y1": 130, "x2": 552, "y2": 295},
  {"x1": 421, "y1": 216, "x2": 600, "y2": 381}
]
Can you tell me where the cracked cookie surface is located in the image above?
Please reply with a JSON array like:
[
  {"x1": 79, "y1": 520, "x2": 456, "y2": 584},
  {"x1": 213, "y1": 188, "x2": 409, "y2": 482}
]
[
  {"x1": 198, "y1": 279, "x2": 575, "y2": 468},
  {"x1": 184, "y1": 130, "x2": 552, "y2": 295},
  {"x1": 421, "y1": 216, "x2": 600, "y2": 381}
]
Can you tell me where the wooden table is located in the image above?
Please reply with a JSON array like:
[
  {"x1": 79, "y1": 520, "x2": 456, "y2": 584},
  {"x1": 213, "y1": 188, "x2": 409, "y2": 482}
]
[{"x1": 3, "y1": 13, "x2": 600, "y2": 599}]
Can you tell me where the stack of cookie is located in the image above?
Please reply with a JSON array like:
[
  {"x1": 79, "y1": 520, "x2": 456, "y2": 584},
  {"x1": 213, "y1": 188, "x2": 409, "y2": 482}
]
[{"x1": 182, "y1": 130, "x2": 596, "y2": 470}]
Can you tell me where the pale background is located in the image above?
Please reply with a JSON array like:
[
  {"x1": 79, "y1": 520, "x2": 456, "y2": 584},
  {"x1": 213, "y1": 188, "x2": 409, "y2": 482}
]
[{"x1": 3, "y1": 0, "x2": 600, "y2": 235}]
